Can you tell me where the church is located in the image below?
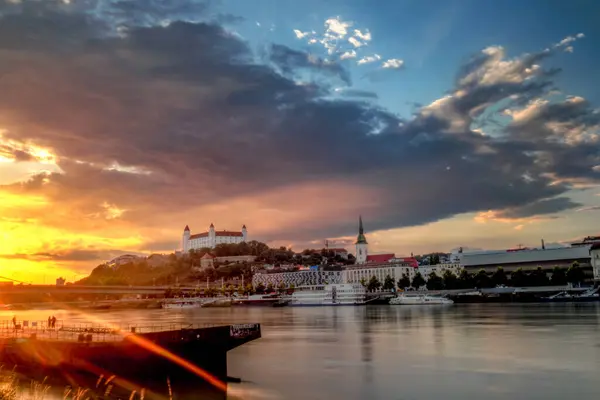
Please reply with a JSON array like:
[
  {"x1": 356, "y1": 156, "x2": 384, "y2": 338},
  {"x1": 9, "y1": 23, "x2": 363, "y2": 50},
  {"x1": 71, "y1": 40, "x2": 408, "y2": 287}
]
[{"x1": 182, "y1": 223, "x2": 247, "y2": 252}]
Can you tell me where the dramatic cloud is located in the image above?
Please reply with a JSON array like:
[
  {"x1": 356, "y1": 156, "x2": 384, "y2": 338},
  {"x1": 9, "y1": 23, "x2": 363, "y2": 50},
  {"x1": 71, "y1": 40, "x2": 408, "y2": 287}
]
[{"x1": 0, "y1": 1, "x2": 598, "y2": 279}]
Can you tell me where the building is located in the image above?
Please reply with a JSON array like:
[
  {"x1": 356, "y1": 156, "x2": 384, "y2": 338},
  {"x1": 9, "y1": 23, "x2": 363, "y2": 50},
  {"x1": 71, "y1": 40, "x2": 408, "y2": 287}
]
[
  {"x1": 355, "y1": 216, "x2": 368, "y2": 264},
  {"x1": 182, "y1": 223, "x2": 247, "y2": 252},
  {"x1": 327, "y1": 248, "x2": 349, "y2": 259},
  {"x1": 56, "y1": 277, "x2": 66, "y2": 286},
  {"x1": 344, "y1": 263, "x2": 416, "y2": 286},
  {"x1": 417, "y1": 263, "x2": 463, "y2": 278},
  {"x1": 252, "y1": 270, "x2": 345, "y2": 288},
  {"x1": 199, "y1": 253, "x2": 215, "y2": 269},
  {"x1": 366, "y1": 253, "x2": 395, "y2": 264},
  {"x1": 459, "y1": 246, "x2": 592, "y2": 273},
  {"x1": 590, "y1": 243, "x2": 600, "y2": 282}
]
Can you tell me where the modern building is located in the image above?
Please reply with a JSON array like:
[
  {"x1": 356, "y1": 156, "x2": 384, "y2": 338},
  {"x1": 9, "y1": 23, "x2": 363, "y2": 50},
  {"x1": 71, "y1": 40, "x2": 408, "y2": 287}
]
[
  {"x1": 590, "y1": 243, "x2": 600, "y2": 282},
  {"x1": 344, "y1": 263, "x2": 416, "y2": 285},
  {"x1": 182, "y1": 223, "x2": 247, "y2": 252},
  {"x1": 459, "y1": 246, "x2": 592, "y2": 273}
]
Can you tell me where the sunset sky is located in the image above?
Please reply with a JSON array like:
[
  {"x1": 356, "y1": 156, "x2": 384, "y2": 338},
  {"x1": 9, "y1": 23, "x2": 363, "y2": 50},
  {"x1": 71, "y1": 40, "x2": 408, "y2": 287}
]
[{"x1": 1, "y1": 0, "x2": 599, "y2": 283}]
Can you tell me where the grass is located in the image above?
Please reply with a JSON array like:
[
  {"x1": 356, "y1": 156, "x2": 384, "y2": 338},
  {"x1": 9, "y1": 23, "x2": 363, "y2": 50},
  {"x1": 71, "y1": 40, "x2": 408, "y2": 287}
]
[{"x1": 0, "y1": 372, "x2": 154, "y2": 400}]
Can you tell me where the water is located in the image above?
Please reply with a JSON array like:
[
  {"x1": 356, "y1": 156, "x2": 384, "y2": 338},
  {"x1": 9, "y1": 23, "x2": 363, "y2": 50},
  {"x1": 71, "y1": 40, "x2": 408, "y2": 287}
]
[{"x1": 2, "y1": 304, "x2": 600, "y2": 399}]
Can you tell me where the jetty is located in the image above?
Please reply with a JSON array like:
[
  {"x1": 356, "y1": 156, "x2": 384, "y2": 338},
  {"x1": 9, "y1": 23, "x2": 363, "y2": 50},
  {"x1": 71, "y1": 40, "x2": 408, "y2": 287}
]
[{"x1": 0, "y1": 319, "x2": 260, "y2": 396}]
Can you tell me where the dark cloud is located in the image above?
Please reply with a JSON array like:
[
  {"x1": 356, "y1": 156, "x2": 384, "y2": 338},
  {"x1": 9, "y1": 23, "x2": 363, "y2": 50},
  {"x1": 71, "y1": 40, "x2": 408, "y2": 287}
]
[
  {"x1": 0, "y1": 0, "x2": 598, "y2": 249},
  {"x1": 269, "y1": 44, "x2": 351, "y2": 85},
  {"x1": 496, "y1": 197, "x2": 581, "y2": 219}
]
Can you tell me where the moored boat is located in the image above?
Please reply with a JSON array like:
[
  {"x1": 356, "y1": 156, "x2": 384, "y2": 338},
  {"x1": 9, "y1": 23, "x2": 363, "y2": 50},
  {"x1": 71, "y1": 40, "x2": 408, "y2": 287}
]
[
  {"x1": 389, "y1": 293, "x2": 454, "y2": 305},
  {"x1": 290, "y1": 283, "x2": 366, "y2": 306}
]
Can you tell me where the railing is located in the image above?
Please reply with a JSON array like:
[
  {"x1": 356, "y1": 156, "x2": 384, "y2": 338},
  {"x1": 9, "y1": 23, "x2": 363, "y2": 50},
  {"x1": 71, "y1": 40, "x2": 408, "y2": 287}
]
[{"x1": 0, "y1": 320, "x2": 229, "y2": 342}]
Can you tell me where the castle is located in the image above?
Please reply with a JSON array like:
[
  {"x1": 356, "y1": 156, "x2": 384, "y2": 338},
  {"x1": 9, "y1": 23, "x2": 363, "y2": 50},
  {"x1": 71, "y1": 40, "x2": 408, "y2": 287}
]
[{"x1": 182, "y1": 223, "x2": 247, "y2": 252}]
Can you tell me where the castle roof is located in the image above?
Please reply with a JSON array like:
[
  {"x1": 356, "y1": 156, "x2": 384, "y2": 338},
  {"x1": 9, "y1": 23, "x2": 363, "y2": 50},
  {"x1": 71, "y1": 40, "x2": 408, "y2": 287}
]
[
  {"x1": 366, "y1": 253, "x2": 395, "y2": 263},
  {"x1": 189, "y1": 230, "x2": 243, "y2": 239},
  {"x1": 184, "y1": 225, "x2": 190, "y2": 232}
]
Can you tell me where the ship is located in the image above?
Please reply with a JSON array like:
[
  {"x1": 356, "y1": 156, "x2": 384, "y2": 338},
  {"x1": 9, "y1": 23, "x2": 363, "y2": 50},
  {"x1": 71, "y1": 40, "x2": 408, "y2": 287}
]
[
  {"x1": 0, "y1": 320, "x2": 260, "y2": 398},
  {"x1": 290, "y1": 283, "x2": 366, "y2": 306},
  {"x1": 389, "y1": 293, "x2": 454, "y2": 305}
]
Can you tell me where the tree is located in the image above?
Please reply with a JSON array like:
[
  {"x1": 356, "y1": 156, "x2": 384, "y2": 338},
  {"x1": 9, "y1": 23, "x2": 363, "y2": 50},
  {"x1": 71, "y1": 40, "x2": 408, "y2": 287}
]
[
  {"x1": 426, "y1": 272, "x2": 443, "y2": 290},
  {"x1": 473, "y1": 269, "x2": 492, "y2": 288},
  {"x1": 383, "y1": 275, "x2": 395, "y2": 291},
  {"x1": 278, "y1": 282, "x2": 287, "y2": 293},
  {"x1": 510, "y1": 268, "x2": 526, "y2": 287},
  {"x1": 255, "y1": 283, "x2": 266, "y2": 294},
  {"x1": 266, "y1": 283, "x2": 275, "y2": 293},
  {"x1": 398, "y1": 274, "x2": 411, "y2": 290},
  {"x1": 491, "y1": 267, "x2": 508, "y2": 286},
  {"x1": 566, "y1": 262, "x2": 585, "y2": 286},
  {"x1": 411, "y1": 272, "x2": 425, "y2": 290},
  {"x1": 244, "y1": 283, "x2": 254, "y2": 295},
  {"x1": 359, "y1": 277, "x2": 367, "y2": 287},
  {"x1": 367, "y1": 276, "x2": 381, "y2": 292},
  {"x1": 550, "y1": 267, "x2": 567, "y2": 285},
  {"x1": 530, "y1": 267, "x2": 549, "y2": 286},
  {"x1": 458, "y1": 269, "x2": 473, "y2": 289},
  {"x1": 442, "y1": 270, "x2": 458, "y2": 289}
]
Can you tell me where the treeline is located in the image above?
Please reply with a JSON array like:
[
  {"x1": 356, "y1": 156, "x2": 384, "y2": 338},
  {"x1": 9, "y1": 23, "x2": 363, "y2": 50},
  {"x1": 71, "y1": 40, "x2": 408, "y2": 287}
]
[{"x1": 359, "y1": 262, "x2": 588, "y2": 292}]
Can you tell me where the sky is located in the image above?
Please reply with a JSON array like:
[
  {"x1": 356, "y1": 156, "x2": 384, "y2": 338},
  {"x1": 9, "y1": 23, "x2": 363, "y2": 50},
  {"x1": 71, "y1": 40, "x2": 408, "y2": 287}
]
[{"x1": 0, "y1": 0, "x2": 599, "y2": 283}]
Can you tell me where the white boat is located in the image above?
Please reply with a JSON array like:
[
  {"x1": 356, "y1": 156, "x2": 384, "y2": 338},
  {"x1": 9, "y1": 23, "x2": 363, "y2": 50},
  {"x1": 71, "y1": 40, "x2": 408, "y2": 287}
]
[
  {"x1": 161, "y1": 297, "x2": 206, "y2": 309},
  {"x1": 389, "y1": 294, "x2": 453, "y2": 305},
  {"x1": 290, "y1": 283, "x2": 366, "y2": 306}
]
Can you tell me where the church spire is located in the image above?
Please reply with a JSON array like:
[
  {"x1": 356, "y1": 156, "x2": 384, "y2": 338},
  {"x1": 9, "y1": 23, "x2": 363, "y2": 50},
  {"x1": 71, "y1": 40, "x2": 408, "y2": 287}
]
[{"x1": 355, "y1": 215, "x2": 368, "y2": 244}]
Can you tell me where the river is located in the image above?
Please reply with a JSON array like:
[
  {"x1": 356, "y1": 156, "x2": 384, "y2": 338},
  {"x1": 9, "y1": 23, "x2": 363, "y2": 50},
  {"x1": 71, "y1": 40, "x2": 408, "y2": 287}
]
[{"x1": 2, "y1": 304, "x2": 600, "y2": 399}]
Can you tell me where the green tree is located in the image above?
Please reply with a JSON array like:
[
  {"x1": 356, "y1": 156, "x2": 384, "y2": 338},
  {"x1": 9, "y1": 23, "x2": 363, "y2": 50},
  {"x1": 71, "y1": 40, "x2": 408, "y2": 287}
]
[
  {"x1": 278, "y1": 282, "x2": 287, "y2": 293},
  {"x1": 411, "y1": 272, "x2": 425, "y2": 290},
  {"x1": 266, "y1": 283, "x2": 275, "y2": 293},
  {"x1": 383, "y1": 274, "x2": 395, "y2": 291},
  {"x1": 367, "y1": 276, "x2": 381, "y2": 292},
  {"x1": 398, "y1": 274, "x2": 411, "y2": 290},
  {"x1": 442, "y1": 270, "x2": 458, "y2": 289},
  {"x1": 566, "y1": 262, "x2": 585, "y2": 286},
  {"x1": 426, "y1": 272, "x2": 444, "y2": 290},
  {"x1": 510, "y1": 268, "x2": 525, "y2": 287},
  {"x1": 359, "y1": 277, "x2": 367, "y2": 287},
  {"x1": 550, "y1": 267, "x2": 567, "y2": 285},
  {"x1": 491, "y1": 267, "x2": 508, "y2": 286}
]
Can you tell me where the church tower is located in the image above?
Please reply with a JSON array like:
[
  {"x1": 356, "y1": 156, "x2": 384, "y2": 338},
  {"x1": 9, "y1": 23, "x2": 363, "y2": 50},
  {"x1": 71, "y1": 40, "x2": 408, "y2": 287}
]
[
  {"x1": 182, "y1": 225, "x2": 190, "y2": 253},
  {"x1": 355, "y1": 216, "x2": 368, "y2": 264}
]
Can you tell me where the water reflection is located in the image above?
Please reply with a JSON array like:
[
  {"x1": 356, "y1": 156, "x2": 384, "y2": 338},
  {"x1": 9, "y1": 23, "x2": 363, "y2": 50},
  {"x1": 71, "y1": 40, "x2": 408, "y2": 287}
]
[{"x1": 2, "y1": 304, "x2": 600, "y2": 400}]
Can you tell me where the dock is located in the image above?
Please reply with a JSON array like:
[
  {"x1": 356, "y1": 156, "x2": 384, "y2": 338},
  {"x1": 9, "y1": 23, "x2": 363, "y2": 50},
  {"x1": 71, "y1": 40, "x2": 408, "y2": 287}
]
[{"x1": 0, "y1": 319, "x2": 261, "y2": 397}]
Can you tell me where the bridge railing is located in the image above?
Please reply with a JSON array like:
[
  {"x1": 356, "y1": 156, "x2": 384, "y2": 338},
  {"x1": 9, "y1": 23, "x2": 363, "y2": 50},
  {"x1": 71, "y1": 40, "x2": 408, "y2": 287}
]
[{"x1": 0, "y1": 320, "x2": 229, "y2": 342}]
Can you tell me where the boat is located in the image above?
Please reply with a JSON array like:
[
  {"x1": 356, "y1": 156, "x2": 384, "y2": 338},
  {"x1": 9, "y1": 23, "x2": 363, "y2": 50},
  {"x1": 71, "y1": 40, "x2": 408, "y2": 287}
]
[
  {"x1": 542, "y1": 288, "x2": 600, "y2": 302},
  {"x1": 233, "y1": 293, "x2": 281, "y2": 306},
  {"x1": 389, "y1": 293, "x2": 454, "y2": 305},
  {"x1": 290, "y1": 283, "x2": 366, "y2": 306},
  {"x1": 0, "y1": 319, "x2": 261, "y2": 396},
  {"x1": 161, "y1": 297, "x2": 205, "y2": 309}
]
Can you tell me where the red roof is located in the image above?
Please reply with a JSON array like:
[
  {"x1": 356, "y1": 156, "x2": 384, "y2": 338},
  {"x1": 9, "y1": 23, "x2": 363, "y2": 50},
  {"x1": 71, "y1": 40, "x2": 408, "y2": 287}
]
[
  {"x1": 190, "y1": 232, "x2": 209, "y2": 239},
  {"x1": 366, "y1": 253, "x2": 395, "y2": 263},
  {"x1": 189, "y1": 230, "x2": 243, "y2": 239},
  {"x1": 216, "y1": 231, "x2": 243, "y2": 237},
  {"x1": 184, "y1": 225, "x2": 190, "y2": 232}
]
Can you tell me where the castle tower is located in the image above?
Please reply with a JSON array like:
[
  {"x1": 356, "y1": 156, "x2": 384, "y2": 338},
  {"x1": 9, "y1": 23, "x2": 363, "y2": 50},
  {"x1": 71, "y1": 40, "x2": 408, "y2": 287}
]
[
  {"x1": 182, "y1": 225, "x2": 190, "y2": 252},
  {"x1": 242, "y1": 224, "x2": 248, "y2": 242},
  {"x1": 355, "y1": 216, "x2": 368, "y2": 264},
  {"x1": 209, "y1": 223, "x2": 215, "y2": 247}
]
